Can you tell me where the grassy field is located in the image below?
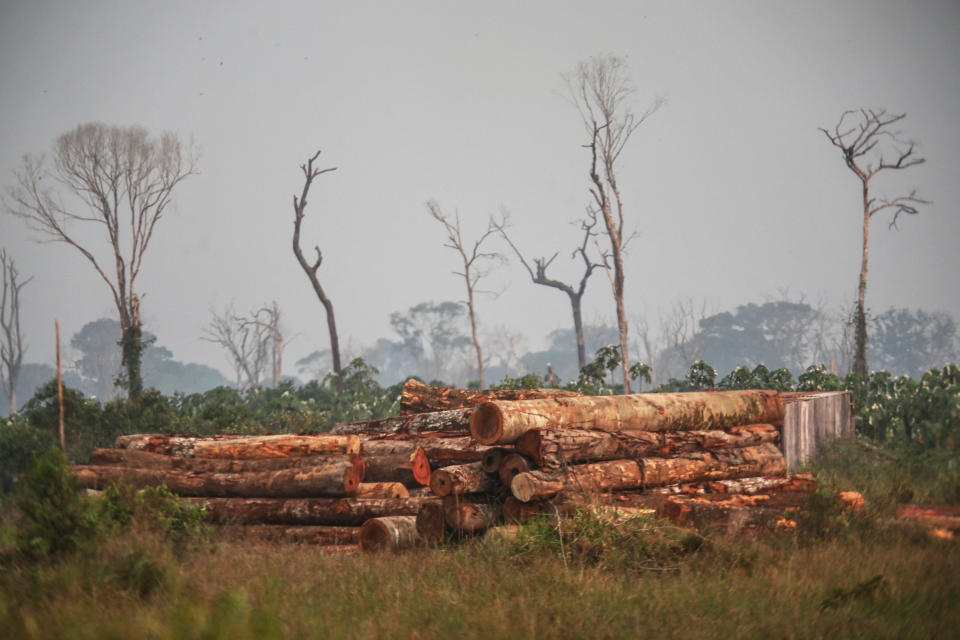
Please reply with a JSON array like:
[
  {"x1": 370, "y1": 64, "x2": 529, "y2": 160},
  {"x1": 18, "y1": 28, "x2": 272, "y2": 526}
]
[{"x1": 1, "y1": 439, "x2": 958, "y2": 639}]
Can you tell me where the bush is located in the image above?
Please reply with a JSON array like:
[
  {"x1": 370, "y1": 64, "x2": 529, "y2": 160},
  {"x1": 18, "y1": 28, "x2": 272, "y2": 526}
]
[{"x1": 0, "y1": 420, "x2": 55, "y2": 494}]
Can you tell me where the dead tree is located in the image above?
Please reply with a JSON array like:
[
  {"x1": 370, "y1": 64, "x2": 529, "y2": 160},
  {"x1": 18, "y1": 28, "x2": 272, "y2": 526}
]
[
  {"x1": 6, "y1": 123, "x2": 198, "y2": 398},
  {"x1": 203, "y1": 303, "x2": 269, "y2": 391},
  {"x1": 0, "y1": 250, "x2": 32, "y2": 415},
  {"x1": 820, "y1": 109, "x2": 928, "y2": 378},
  {"x1": 249, "y1": 302, "x2": 284, "y2": 388},
  {"x1": 495, "y1": 208, "x2": 603, "y2": 370},
  {"x1": 427, "y1": 201, "x2": 503, "y2": 389},
  {"x1": 567, "y1": 56, "x2": 662, "y2": 393},
  {"x1": 292, "y1": 150, "x2": 341, "y2": 375}
]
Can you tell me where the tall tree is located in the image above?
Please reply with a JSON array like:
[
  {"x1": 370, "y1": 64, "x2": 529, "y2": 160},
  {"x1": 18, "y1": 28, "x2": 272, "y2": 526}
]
[
  {"x1": 5, "y1": 123, "x2": 198, "y2": 398},
  {"x1": 292, "y1": 150, "x2": 341, "y2": 375},
  {"x1": 427, "y1": 202, "x2": 502, "y2": 389},
  {"x1": 1, "y1": 249, "x2": 32, "y2": 415},
  {"x1": 820, "y1": 109, "x2": 928, "y2": 378},
  {"x1": 495, "y1": 208, "x2": 603, "y2": 370},
  {"x1": 567, "y1": 56, "x2": 662, "y2": 393}
]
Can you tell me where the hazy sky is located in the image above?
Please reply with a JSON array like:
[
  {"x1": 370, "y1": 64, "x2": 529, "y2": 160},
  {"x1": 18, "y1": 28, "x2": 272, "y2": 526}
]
[{"x1": 1, "y1": 0, "x2": 958, "y2": 379}]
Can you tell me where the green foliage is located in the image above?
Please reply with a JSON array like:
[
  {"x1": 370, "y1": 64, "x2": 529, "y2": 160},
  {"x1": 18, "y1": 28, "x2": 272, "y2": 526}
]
[
  {"x1": 797, "y1": 363, "x2": 844, "y2": 392},
  {"x1": 99, "y1": 483, "x2": 207, "y2": 543},
  {"x1": 571, "y1": 344, "x2": 651, "y2": 394},
  {"x1": 0, "y1": 420, "x2": 55, "y2": 493},
  {"x1": 490, "y1": 372, "x2": 550, "y2": 390},
  {"x1": 654, "y1": 360, "x2": 718, "y2": 392},
  {"x1": 319, "y1": 358, "x2": 399, "y2": 424},
  {"x1": 17, "y1": 380, "x2": 104, "y2": 464}
]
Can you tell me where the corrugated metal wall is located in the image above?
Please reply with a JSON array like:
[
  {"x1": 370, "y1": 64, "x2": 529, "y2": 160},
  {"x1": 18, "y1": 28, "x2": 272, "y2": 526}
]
[{"x1": 781, "y1": 391, "x2": 853, "y2": 470}]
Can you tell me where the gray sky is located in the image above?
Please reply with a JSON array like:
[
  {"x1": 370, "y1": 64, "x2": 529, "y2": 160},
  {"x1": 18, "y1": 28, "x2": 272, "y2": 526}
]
[{"x1": 1, "y1": 0, "x2": 958, "y2": 379}]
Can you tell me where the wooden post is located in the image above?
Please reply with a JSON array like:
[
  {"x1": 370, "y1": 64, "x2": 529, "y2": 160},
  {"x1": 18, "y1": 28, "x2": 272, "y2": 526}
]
[{"x1": 56, "y1": 320, "x2": 65, "y2": 452}]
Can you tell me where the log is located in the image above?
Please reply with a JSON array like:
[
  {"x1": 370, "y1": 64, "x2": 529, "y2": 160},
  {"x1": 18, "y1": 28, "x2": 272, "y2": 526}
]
[
  {"x1": 498, "y1": 453, "x2": 535, "y2": 489},
  {"x1": 429, "y1": 462, "x2": 497, "y2": 497},
  {"x1": 354, "y1": 482, "x2": 409, "y2": 499},
  {"x1": 114, "y1": 433, "x2": 362, "y2": 459},
  {"x1": 442, "y1": 495, "x2": 502, "y2": 533},
  {"x1": 360, "y1": 436, "x2": 495, "y2": 478},
  {"x1": 359, "y1": 516, "x2": 421, "y2": 552},
  {"x1": 651, "y1": 473, "x2": 818, "y2": 496},
  {"x1": 480, "y1": 447, "x2": 513, "y2": 473},
  {"x1": 470, "y1": 390, "x2": 785, "y2": 445},
  {"x1": 72, "y1": 455, "x2": 365, "y2": 498},
  {"x1": 361, "y1": 448, "x2": 430, "y2": 487},
  {"x1": 89, "y1": 448, "x2": 358, "y2": 474},
  {"x1": 330, "y1": 408, "x2": 472, "y2": 436},
  {"x1": 515, "y1": 424, "x2": 780, "y2": 469},
  {"x1": 399, "y1": 378, "x2": 583, "y2": 415},
  {"x1": 194, "y1": 496, "x2": 439, "y2": 526},
  {"x1": 511, "y1": 459, "x2": 642, "y2": 502},
  {"x1": 415, "y1": 501, "x2": 447, "y2": 544},
  {"x1": 503, "y1": 495, "x2": 550, "y2": 523},
  {"x1": 216, "y1": 524, "x2": 359, "y2": 546}
]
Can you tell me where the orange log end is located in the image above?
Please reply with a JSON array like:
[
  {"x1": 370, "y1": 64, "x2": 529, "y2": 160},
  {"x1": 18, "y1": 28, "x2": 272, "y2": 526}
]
[
  {"x1": 470, "y1": 402, "x2": 505, "y2": 446},
  {"x1": 411, "y1": 448, "x2": 432, "y2": 486}
]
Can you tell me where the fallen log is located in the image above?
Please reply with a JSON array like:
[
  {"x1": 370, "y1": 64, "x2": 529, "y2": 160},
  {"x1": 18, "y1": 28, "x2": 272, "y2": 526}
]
[
  {"x1": 355, "y1": 482, "x2": 409, "y2": 499},
  {"x1": 498, "y1": 453, "x2": 535, "y2": 489},
  {"x1": 415, "y1": 501, "x2": 447, "y2": 544},
  {"x1": 330, "y1": 408, "x2": 472, "y2": 436},
  {"x1": 359, "y1": 516, "x2": 421, "y2": 552},
  {"x1": 429, "y1": 462, "x2": 497, "y2": 497},
  {"x1": 216, "y1": 524, "x2": 359, "y2": 546},
  {"x1": 73, "y1": 455, "x2": 365, "y2": 498},
  {"x1": 361, "y1": 449, "x2": 429, "y2": 487},
  {"x1": 511, "y1": 459, "x2": 642, "y2": 502},
  {"x1": 360, "y1": 436, "x2": 495, "y2": 484},
  {"x1": 515, "y1": 424, "x2": 780, "y2": 469},
  {"x1": 442, "y1": 495, "x2": 502, "y2": 533},
  {"x1": 114, "y1": 433, "x2": 362, "y2": 459},
  {"x1": 470, "y1": 390, "x2": 785, "y2": 445},
  {"x1": 399, "y1": 378, "x2": 582, "y2": 415},
  {"x1": 89, "y1": 448, "x2": 358, "y2": 474},
  {"x1": 195, "y1": 496, "x2": 439, "y2": 526},
  {"x1": 651, "y1": 473, "x2": 818, "y2": 496}
]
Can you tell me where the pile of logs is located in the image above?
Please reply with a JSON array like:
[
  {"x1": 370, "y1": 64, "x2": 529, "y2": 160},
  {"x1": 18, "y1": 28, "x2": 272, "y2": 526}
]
[{"x1": 73, "y1": 379, "x2": 844, "y2": 552}]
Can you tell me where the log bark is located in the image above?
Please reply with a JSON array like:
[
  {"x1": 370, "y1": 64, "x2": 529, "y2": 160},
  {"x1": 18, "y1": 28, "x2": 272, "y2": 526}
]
[
  {"x1": 429, "y1": 462, "x2": 497, "y2": 497},
  {"x1": 114, "y1": 433, "x2": 362, "y2": 459},
  {"x1": 330, "y1": 408, "x2": 472, "y2": 436},
  {"x1": 88, "y1": 448, "x2": 356, "y2": 474},
  {"x1": 73, "y1": 456, "x2": 365, "y2": 498},
  {"x1": 651, "y1": 473, "x2": 818, "y2": 496},
  {"x1": 361, "y1": 449, "x2": 429, "y2": 487},
  {"x1": 359, "y1": 515, "x2": 421, "y2": 552},
  {"x1": 354, "y1": 482, "x2": 409, "y2": 499},
  {"x1": 442, "y1": 495, "x2": 502, "y2": 532},
  {"x1": 415, "y1": 501, "x2": 447, "y2": 544},
  {"x1": 360, "y1": 436, "x2": 495, "y2": 477},
  {"x1": 515, "y1": 424, "x2": 780, "y2": 469},
  {"x1": 216, "y1": 524, "x2": 359, "y2": 546},
  {"x1": 399, "y1": 378, "x2": 582, "y2": 414},
  {"x1": 511, "y1": 459, "x2": 642, "y2": 502},
  {"x1": 194, "y1": 496, "x2": 439, "y2": 526},
  {"x1": 470, "y1": 390, "x2": 785, "y2": 445},
  {"x1": 498, "y1": 453, "x2": 535, "y2": 489}
]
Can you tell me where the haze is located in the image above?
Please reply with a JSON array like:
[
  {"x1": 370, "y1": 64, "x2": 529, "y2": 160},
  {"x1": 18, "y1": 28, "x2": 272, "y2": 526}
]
[{"x1": 1, "y1": 0, "x2": 958, "y2": 383}]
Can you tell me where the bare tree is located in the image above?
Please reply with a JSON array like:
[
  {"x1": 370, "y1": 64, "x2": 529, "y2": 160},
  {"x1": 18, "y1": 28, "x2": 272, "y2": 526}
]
[
  {"x1": 292, "y1": 150, "x2": 341, "y2": 375},
  {"x1": 567, "y1": 56, "x2": 662, "y2": 393},
  {"x1": 495, "y1": 207, "x2": 603, "y2": 370},
  {"x1": 1, "y1": 250, "x2": 32, "y2": 415},
  {"x1": 5, "y1": 123, "x2": 198, "y2": 399},
  {"x1": 247, "y1": 302, "x2": 284, "y2": 388},
  {"x1": 203, "y1": 303, "x2": 269, "y2": 391},
  {"x1": 820, "y1": 109, "x2": 928, "y2": 378},
  {"x1": 427, "y1": 201, "x2": 503, "y2": 389}
]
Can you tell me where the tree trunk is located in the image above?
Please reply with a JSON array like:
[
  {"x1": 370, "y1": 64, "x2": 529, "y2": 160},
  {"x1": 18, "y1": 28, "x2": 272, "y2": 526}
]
[
  {"x1": 498, "y1": 453, "x2": 535, "y2": 488},
  {"x1": 330, "y1": 407, "x2": 472, "y2": 436},
  {"x1": 114, "y1": 433, "x2": 362, "y2": 459},
  {"x1": 359, "y1": 515, "x2": 421, "y2": 552},
  {"x1": 90, "y1": 447, "x2": 364, "y2": 474},
  {"x1": 195, "y1": 496, "x2": 439, "y2": 526},
  {"x1": 73, "y1": 456, "x2": 364, "y2": 497},
  {"x1": 855, "y1": 181, "x2": 871, "y2": 379},
  {"x1": 442, "y1": 495, "x2": 502, "y2": 533},
  {"x1": 415, "y1": 501, "x2": 448, "y2": 544},
  {"x1": 471, "y1": 390, "x2": 785, "y2": 445},
  {"x1": 429, "y1": 462, "x2": 497, "y2": 497},
  {"x1": 398, "y1": 379, "x2": 582, "y2": 415},
  {"x1": 217, "y1": 524, "x2": 359, "y2": 546},
  {"x1": 354, "y1": 482, "x2": 409, "y2": 499},
  {"x1": 515, "y1": 424, "x2": 780, "y2": 469}
]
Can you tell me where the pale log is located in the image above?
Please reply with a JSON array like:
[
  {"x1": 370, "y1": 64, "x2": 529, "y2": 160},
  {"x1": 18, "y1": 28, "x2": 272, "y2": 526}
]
[
  {"x1": 217, "y1": 524, "x2": 359, "y2": 546},
  {"x1": 429, "y1": 462, "x2": 497, "y2": 497},
  {"x1": 511, "y1": 459, "x2": 642, "y2": 502},
  {"x1": 330, "y1": 408, "x2": 471, "y2": 436},
  {"x1": 114, "y1": 433, "x2": 362, "y2": 459},
  {"x1": 359, "y1": 515, "x2": 421, "y2": 552},
  {"x1": 354, "y1": 482, "x2": 409, "y2": 499},
  {"x1": 195, "y1": 496, "x2": 439, "y2": 526},
  {"x1": 640, "y1": 443, "x2": 786, "y2": 487},
  {"x1": 442, "y1": 495, "x2": 502, "y2": 532},
  {"x1": 73, "y1": 455, "x2": 364, "y2": 497},
  {"x1": 498, "y1": 453, "x2": 535, "y2": 488},
  {"x1": 470, "y1": 390, "x2": 784, "y2": 445},
  {"x1": 399, "y1": 378, "x2": 582, "y2": 414},
  {"x1": 515, "y1": 424, "x2": 780, "y2": 468}
]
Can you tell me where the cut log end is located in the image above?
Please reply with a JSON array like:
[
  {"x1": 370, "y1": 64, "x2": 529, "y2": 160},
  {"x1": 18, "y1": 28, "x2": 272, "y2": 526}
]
[
  {"x1": 358, "y1": 515, "x2": 420, "y2": 553},
  {"x1": 470, "y1": 402, "x2": 504, "y2": 446},
  {"x1": 429, "y1": 469, "x2": 454, "y2": 497},
  {"x1": 411, "y1": 448, "x2": 431, "y2": 486},
  {"x1": 481, "y1": 447, "x2": 508, "y2": 473},
  {"x1": 344, "y1": 455, "x2": 366, "y2": 495},
  {"x1": 499, "y1": 453, "x2": 534, "y2": 488},
  {"x1": 510, "y1": 472, "x2": 538, "y2": 503}
]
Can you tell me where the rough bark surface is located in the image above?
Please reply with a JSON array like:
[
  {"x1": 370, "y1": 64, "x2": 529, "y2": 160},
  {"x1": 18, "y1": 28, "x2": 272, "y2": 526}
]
[
  {"x1": 359, "y1": 515, "x2": 421, "y2": 553},
  {"x1": 194, "y1": 496, "x2": 439, "y2": 526},
  {"x1": 330, "y1": 408, "x2": 472, "y2": 436},
  {"x1": 470, "y1": 390, "x2": 785, "y2": 445},
  {"x1": 442, "y1": 495, "x2": 502, "y2": 532},
  {"x1": 399, "y1": 378, "x2": 582, "y2": 415},
  {"x1": 640, "y1": 443, "x2": 786, "y2": 487},
  {"x1": 114, "y1": 433, "x2": 362, "y2": 459},
  {"x1": 73, "y1": 456, "x2": 365, "y2": 497},
  {"x1": 429, "y1": 462, "x2": 496, "y2": 497},
  {"x1": 89, "y1": 448, "x2": 357, "y2": 474},
  {"x1": 511, "y1": 459, "x2": 642, "y2": 502},
  {"x1": 515, "y1": 424, "x2": 780, "y2": 469},
  {"x1": 360, "y1": 449, "x2": 427, "y2": 487}
]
